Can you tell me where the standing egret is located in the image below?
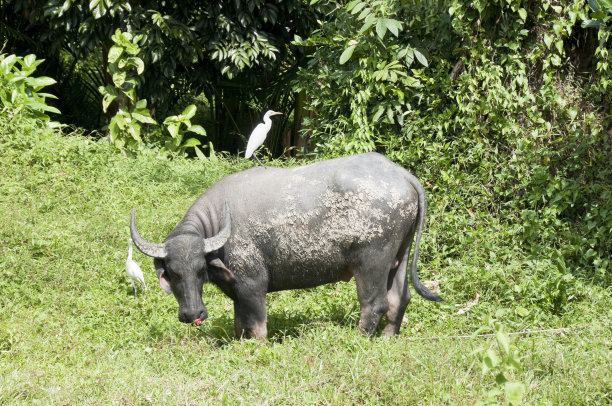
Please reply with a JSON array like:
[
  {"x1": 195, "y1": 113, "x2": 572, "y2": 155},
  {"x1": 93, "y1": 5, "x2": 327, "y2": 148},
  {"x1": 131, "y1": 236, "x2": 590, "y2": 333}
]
[
  {"x1": 126, "y1": 238, "x2": 146, "y2": 297},
  {"x1": 245, "y1": 110, "x2": 282, "y2": 166}
]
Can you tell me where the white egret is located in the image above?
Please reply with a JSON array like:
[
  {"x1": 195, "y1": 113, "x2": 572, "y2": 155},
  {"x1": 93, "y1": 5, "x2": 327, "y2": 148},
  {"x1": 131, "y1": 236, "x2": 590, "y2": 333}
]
[
  {"x1": 126, "y1": 238, "x2": 146, "y2": 297},
  {"x1": 245, "y1": 110, "x2": 282, "y2": 166}
]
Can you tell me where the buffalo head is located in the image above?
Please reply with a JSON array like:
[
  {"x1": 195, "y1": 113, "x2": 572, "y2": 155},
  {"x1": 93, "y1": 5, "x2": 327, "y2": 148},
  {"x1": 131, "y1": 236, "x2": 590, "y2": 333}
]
[{"x1": 129, "y1": 203, "x2": 233, "y2": 324}]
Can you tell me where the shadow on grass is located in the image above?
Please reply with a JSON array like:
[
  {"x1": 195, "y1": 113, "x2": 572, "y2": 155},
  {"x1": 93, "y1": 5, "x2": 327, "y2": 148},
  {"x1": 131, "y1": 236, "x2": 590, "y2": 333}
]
[
  {"x1": 139, "y1": 304, "x2": 360, "y2": 347},
  {"x1": 266, "y1": 304, "x2": 360, "y2": 342},
  {"x1": 185, "y1": 304, "x2": 360, "y2": 345}
]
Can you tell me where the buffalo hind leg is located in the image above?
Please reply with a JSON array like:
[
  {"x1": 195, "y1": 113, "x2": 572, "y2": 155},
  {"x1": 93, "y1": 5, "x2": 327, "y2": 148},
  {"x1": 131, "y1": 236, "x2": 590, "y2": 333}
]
[
  {"x1": 383, "y1": 255, "x2": 411, "y2": 337},
  {"x1": 354, "y1": 265, "x2": 390, "y2": 337},
  {"x1": 233, "y1": 293, "x2": 267, "y2": 340}
]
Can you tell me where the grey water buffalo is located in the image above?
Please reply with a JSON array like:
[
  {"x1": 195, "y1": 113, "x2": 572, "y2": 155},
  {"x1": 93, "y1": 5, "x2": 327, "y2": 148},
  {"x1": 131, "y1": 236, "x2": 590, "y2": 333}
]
[{"x1": 130, "y1": 152, "x2": 442, "y2": 339}]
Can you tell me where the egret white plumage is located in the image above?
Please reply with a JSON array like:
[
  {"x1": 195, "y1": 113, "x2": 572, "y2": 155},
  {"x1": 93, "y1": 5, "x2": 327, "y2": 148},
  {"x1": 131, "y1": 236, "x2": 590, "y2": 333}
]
[
  {"x1": 126, "y1": 238, "x2": 146, "y2": 297},
  {"x1": 245, "y1": 110, "x2": 282, "y2": 166}
]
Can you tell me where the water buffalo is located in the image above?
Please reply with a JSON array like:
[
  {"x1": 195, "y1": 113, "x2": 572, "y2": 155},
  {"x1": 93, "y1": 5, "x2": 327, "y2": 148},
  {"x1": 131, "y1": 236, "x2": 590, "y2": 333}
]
[{"x1": 130, "y1": 152, "x2": 442, "y2": 339}]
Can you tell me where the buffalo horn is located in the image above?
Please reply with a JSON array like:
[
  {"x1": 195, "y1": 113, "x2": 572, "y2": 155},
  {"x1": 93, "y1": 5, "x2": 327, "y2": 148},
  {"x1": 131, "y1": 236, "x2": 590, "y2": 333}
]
[
  {"x1": 203, "y1": 202, "x2": 232, "y2": 253},
  {"x1": 130, "y1": 209, "x2": 168, "y2": 258}
]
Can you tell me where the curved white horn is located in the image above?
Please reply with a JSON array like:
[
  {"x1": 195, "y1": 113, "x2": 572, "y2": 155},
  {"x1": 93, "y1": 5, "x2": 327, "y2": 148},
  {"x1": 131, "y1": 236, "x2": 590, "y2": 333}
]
[{"x1": 130, "y1": 209, "x2": 168, "y2": 258}]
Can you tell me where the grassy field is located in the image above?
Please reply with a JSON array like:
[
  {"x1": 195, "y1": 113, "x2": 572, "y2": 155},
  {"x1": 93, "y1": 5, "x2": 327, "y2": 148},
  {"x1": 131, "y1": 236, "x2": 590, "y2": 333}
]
[{"x1": 0, "y1": 122, "x2": 609, "y2": 405}]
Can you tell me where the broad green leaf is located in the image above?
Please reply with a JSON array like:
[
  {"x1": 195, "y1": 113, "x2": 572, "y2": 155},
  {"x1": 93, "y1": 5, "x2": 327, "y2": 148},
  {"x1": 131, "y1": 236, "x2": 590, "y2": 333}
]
[
  {"x1": 359, "y1": 14, "x2": 377, "y2": 34},
  {"x1": 26, "y1": 102, "x2": 60, "y2": 114},
  {"x1": 484, "y1": 349, "x2": 499, "y2": 370},
  {"x1": 89, "y1": 0, "x2": 101, "y2": 11},
  {"x1": 357, "y1": 7, "x2": 371, "y2": 21},
  {"x1": 543, "y1": 34, "x2": 553, "y2": 48},
  {"x1": 112, "y1": 71, "x2": 126, "y2": 87},
  {"x1": 23, "y1": 54, "x2": 37, "y2": 67},
  {"x1": 167, "y1": 123, "x2": 179, "y2": 138},
  {"x1": 1, "y1": 54, "x2": 17, "y2": 71},
  {"x1": 516, "y1": 307, "x2": 529, "y2": 317},
  {"x1": 339, "y1": 45, "x2": 357, "y2": 65},
  {"x1": 403, "y1": 75, "x2": 422, "y2": 87},
  {"x1": 133, "y1": 58, "x2": 145, "y2": 75},
  {"x1": 108, "y1": 121, "x2": 119, "y2": 141},
  {"x1": 182, "y1": 138, "x2": 201, "y2": 147},
  {"x1": 132, "y1": 112, "x2": 157, "y2": 124},
  {"x1": 404, "y1": 47, "x2": 414, "y2": 66},
  {"x1": 113, "y1": 113, "x2": 126, "y2": 130},
  {"x1": 588, "y1": 0, "x2": 601, "y2": 12},
  {"x1": 128, "y1": 122, "x2": 142, "y2": 141},
  {"x1": 508, "y1": 354, "x2": 523, "y2": 371},
  {"x1": 495, "y1": 372, "x2": 508, "y2": 385},
  {"x1": 349, "y1": 1, "x2": 366, "y2": 14},
  {"x1": 413, "y1": 48, "x2": 428, "y2": 67},
  {"x1": 108, "y1": 45, "x2": 124, "y2": 64},
  {"x1": 581, "y1": 20, "x2": 603, "y2": 29},
  {"x1": 495, "y1": 330, "x2": 510, "y2": 355},
  {"x1": 25, "y1": 76, "x2": 57, "y2": 90},
  {"x1": 386, "y1": 19, "x2": 402, "y2": 37},
  {"x1": 188, "y1": 125, "x2": 206, "y2": 135},
  {"x1": 518, "y1": 8, "x2": 527, "y2": 21},
  {"x1": 194, "y1": 145, "x2": 206, "y2": 160},
  {"x1": 124, "y1": 87, "x2": 137, "y2": 101},
  {"x1": 505, "y1": 382, "x2": 526, "y2": 405},
  {"x1": 36, "y1": 92, "x2": 58, "y2": 100},
  {"x1": 182, "y1": 104, "x2": 197, "y2": 119},
  {"x1": 163, "y1": 115, "x2": 179, "y2": 125},
  {"x1": 372, "y1": 105, "x2": 385, "y2": 122},
  {"x1": 135, "y1": 99, "x2": 147, "y2": 109},
  {"x1": 376, "y1": 19, "x2": 387, "y2": 40},
  {"x1": 208, "y1": 141, "x2": 217, "y2": 162},
  {"x1": 507, "y1": 42, "x2": 519, "y2": 51},
  {"x1": 101, "y1": 93, "x2": 117, "y2": 113}
]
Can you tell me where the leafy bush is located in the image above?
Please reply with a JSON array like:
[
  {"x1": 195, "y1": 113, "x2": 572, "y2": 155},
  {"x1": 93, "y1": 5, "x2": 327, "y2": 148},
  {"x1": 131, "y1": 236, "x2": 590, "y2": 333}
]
[
  {"x1": 295, "y1": 0, "x2": 611, "y2": 279},
  {"x1": 98, "y1": 29, "x2": 157, "y2": 150},
  {"x1": 0, "y1": 52, "x2": 60, "y2": 125},
  {"x1": 98, "y1": 29, "x2": 206, "y2": 156},
  {"x1": 473, "y1": 321, "x2": 526, "y2": 406}
]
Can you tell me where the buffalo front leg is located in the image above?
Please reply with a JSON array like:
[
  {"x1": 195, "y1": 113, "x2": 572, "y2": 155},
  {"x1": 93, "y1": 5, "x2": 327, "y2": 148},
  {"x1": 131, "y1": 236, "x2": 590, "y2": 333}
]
[{"x1": 233, "y1": 293, "x2": 267, "y2": 339}]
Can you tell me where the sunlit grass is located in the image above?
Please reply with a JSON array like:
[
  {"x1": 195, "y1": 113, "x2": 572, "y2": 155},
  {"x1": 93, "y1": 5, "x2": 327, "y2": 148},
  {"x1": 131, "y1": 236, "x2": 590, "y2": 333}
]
[{"x1": 0, "y1": 122, "x2": 609, "y2": 404}]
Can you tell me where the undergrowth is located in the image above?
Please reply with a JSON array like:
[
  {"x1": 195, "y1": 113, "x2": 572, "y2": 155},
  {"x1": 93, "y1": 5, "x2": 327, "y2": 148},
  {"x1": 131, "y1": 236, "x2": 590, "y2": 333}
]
[{"x1": 0, "y1": 115, "x2": 609, "y2": 404}]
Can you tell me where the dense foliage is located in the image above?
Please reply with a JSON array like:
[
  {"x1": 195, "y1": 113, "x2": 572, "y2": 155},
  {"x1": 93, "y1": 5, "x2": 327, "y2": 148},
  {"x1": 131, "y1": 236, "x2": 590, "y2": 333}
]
[
  {"x1": 296, "y1": 0, "x2": 611, "y2": 278},
  {"x1": 1, "y1": 0, "x2": 315, "y2": 151}
]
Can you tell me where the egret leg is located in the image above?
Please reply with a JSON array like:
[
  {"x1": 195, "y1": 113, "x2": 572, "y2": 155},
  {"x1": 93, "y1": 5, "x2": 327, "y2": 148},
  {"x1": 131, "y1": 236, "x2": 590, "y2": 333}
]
[
  {"x1": 131, "y1": 280, "x2": 137, "y2": 297},
  {"x1": 252, "y1": 153, "x2": 266, "y2": 167}
]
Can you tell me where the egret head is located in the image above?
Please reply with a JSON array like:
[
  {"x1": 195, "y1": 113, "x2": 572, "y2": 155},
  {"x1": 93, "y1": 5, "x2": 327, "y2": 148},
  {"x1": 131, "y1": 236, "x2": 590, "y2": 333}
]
[{"x1": 264, "y1": 110, "x2": 282, "y2": 119}]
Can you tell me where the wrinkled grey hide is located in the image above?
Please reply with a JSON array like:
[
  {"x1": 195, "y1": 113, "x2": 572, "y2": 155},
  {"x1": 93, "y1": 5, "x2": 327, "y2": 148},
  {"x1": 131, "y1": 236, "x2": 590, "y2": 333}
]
[{"x1": 130, "y1": 152, "x2": 442, "y2": 339}]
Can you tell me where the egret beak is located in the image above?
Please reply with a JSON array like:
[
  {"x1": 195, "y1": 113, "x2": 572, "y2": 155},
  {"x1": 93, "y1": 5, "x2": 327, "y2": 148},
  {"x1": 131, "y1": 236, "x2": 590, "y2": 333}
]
[{"x1": 271, "y1": 111, "x2": 282, "y2": 116}]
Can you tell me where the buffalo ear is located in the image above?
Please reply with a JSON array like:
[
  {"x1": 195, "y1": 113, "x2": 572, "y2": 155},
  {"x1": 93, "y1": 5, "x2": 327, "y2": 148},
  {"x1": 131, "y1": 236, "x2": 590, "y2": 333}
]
[
  {"x1": 154, "y1": 258, "x2": 173, "y2": 295},
  {"x1": 158, "y1": 272, "x2": 172, "y2": 295},
  {"x1": 208, "y1": 258, "x2": 235, "y2": 283}
]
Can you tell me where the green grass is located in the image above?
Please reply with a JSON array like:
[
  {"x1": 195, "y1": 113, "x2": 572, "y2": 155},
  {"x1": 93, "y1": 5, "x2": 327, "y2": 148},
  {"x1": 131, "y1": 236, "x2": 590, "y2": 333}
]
[{"x1": 0, "y1": 121, "x2": 609, "y2": 405}]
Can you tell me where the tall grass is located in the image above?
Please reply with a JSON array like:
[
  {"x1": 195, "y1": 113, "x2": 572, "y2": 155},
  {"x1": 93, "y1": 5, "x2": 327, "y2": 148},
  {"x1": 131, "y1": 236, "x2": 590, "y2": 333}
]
[{"x1": 0, "y1": 118, "x2": 609, "y2": 404}]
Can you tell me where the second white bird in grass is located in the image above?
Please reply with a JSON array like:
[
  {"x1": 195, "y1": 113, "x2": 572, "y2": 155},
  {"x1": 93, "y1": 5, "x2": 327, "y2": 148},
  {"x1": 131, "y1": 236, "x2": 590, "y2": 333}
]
[
  {"x1": 245, "y1": 110, "x2": 282, "y2": 166},
  {"x1": 126, "y1": 238, "x2": 146, "y2": 297}
]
